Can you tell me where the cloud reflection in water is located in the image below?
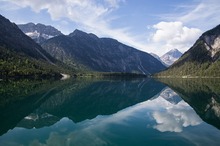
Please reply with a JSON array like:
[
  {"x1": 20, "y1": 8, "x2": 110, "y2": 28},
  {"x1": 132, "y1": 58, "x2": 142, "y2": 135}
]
[{"x1": 151, "y1": 88, "x2": 202, "y2": 132}]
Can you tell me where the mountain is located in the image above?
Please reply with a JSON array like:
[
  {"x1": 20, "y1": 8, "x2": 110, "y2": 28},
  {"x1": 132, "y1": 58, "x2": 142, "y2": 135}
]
[
  {"x1": 0, "y1": 15, "x2": 65, "y2": 79},
  {"x1": 18, "y1": 23, "x2": 63, "y2": 44},
  {"x1": 160, "y1": 49, "x2": 182, "y2": 66},
  {"x1": 150, "y1": 53, "x2": 167, "y2": 66},
  {"x1": 157, "y1": 25, "x2": 220, "y2": 77},
  {"x1": 42, "y1": 29, "x2": 166, "y2": 75}
]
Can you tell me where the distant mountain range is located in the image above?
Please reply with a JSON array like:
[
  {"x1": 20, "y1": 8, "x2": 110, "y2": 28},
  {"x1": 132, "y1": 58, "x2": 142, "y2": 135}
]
[
  {"x1": 158, "y1": 24, "x2": 220, "y2": 77},
  {"x1": 0, "y1": 15, "x2": 166, "y2": 79},
  {"x1": 151, "y1": 49, "x2": 182, "y2": 67},
  {"x1": 41, "y1": 29, "x2": 166, "y2": 75},
  {"x1": 18, "y1": 23, "x2": 167, "y2": 74},
  {"x1": 17, "y1": 22, "x2": 181, "y2": 68},
  {"x1": 18, "y1": 23, "x2": 63, "y2": 44},
  {"x1": 4, "y1": 14, "x2": 220, "y2": 78}
]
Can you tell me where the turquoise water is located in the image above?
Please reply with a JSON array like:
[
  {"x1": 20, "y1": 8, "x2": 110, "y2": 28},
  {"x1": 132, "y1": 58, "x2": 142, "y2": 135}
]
[{"x1": 0, "y1": 78, "x2": 220, "y2": 146}]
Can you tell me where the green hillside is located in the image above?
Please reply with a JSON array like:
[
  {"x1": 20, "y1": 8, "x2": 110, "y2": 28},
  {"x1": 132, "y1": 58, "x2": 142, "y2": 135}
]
[{"x1": 0, "y1": 15, "x2": 71, "y2": 79}]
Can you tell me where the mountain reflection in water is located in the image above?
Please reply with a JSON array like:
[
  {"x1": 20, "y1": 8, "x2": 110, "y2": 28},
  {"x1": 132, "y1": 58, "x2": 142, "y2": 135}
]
[
  {"x1": 0, "y1": 78, "x2": 220, "y2": 146},
  {"x1": 0, "y1": 78, "x2": 164, "y2": 133},
  {"x1": 159, "y1": 78, "x2": 220, "y2": 130}
]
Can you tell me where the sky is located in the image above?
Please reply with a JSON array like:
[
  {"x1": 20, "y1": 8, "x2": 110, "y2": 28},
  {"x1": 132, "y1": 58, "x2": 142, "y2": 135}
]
[{"x1": 0, "y1": 0, "x2": 220, "y2": 56}]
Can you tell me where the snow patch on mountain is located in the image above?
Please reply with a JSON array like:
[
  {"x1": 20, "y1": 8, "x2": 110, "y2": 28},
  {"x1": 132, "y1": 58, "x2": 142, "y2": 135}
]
[
  {"x1": 25, "y1": 31, "x2": 54, "y2": 40},
  {"x1": 25, "y1": 30, "x2": 59, "y2": 42},
  {"x1": 25, "y1": 31, "x2": 40, "y2": 39},
  {"x1": 18, "y1": 23, "x2": 63, "y2": 44}
]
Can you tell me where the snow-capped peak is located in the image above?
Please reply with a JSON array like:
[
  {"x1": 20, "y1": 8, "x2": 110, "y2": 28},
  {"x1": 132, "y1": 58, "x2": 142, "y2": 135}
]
[{"x1": 160, "y1": 49, "x2": 182, "y2": 66}]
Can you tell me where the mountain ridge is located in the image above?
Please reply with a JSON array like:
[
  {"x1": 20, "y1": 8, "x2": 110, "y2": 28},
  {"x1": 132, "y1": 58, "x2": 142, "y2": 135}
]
[
  {"x1": 1, "y1": 16, "x2": 166, "y2": 78},
  {"x1": 18, "y1": 23, "x2": 63, "y2": 44},
  {"x1": 42, "y1": 29, "x2": 166, "y2": 75}
]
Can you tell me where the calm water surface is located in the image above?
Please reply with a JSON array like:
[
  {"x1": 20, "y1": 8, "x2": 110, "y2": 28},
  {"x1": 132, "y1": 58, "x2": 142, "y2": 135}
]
[{"x1": 0, "y1": 78, "x2": 220, "y2": 146}]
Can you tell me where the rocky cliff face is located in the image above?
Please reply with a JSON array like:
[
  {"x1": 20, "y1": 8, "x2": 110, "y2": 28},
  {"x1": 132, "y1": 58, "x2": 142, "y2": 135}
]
[
  {"x1": 42, "y1": 29, "x2": 166, "y2": 75},
  {"x1": 18, "y1": 23, "x2": 63, "y2": 44},
  {"x1": 180, "y1": 24, "x2": 220, "y2": 63},
  {"x1": 201, "y1": 26, "x2": 220, "y2": 61}
]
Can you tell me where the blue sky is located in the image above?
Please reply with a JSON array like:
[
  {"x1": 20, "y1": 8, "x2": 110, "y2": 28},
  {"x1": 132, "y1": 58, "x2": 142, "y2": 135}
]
[{"x1": 0, "y1": 0, "x2": 220, "y2": 56}]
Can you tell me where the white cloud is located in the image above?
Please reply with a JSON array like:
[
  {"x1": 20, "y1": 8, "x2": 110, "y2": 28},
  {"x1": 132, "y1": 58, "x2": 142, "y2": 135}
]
[
  {"x1": 104, "y1": 0, "x2": 125, "y2": 9},
  {"x1": 147, "y1": 0, "x2": 220, "y2": 55},
  {"x1": 3, "y1": 0, "x2": 219, "y2": 56},
  {"x1": 150, "y1": 21, "x2": 202, "y2": 55},
  {"x1": 2, "y1": 0, "x2": 147, "y2": 52},
  {"x1": 160, "y1": 0, "x2": 220, "y2": 30},
  {"x1": 178, "y1": 0, "x2": 220, "y2": 29},
  {"x1": 3, "y1": 0, "x2": 110, "y2": 21}
]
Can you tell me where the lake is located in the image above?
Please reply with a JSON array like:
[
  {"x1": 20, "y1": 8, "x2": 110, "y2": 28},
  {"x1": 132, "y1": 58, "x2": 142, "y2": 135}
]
[{"x1": 0, "y1": 78, "x2": 220, "y2": 146}]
